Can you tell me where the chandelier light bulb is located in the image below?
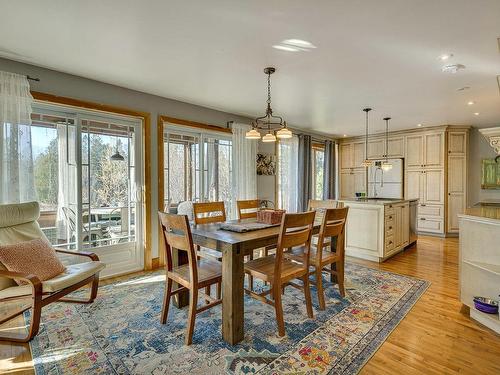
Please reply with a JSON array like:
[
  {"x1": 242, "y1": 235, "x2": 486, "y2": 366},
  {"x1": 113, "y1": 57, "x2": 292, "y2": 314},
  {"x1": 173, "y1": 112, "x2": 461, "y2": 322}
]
[
  {"x1": 245, "y1": 128, "x2": 261, "y2": 139},
  {"x1": 276, "y1": 126, "x2": 292, "y2": 139},
  {"x1": 262, "y1": 132, "x2": 277, "y2": 142}
]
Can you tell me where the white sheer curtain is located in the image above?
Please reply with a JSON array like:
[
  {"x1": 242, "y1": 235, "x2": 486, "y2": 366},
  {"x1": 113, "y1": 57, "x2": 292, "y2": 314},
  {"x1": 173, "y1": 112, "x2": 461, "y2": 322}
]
[
  {"x1": 0, "y1": 71, "x2": 35, "y2": 204},
  {"x1": 231, "y1": 123, "x2": 257, "y2": 218},
  {"x1": 278, "y1": 135, "x2": 299, "y2": 212}
]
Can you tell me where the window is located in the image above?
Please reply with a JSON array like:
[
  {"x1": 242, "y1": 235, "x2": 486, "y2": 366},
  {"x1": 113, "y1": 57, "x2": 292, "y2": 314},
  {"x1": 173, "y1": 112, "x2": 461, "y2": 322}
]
[
  {"x1": 163, "y1": 125, "x2": 233, "y2": 215},
  {"x1": 312, "y1": 145, "x2": 325, "y2": 200},
  {"x1": 277, "y1": 135, "x2": 299, "y2": 212}
]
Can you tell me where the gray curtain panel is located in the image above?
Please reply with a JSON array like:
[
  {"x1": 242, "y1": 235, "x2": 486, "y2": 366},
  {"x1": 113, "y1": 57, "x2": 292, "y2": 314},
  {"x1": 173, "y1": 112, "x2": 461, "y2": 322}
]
[
  {"x1": 297, "y1": 134, "x2": 312, "y2": 211},
  {"x1": 323, "y1": 140, "x2": 336, "y2": 199}
]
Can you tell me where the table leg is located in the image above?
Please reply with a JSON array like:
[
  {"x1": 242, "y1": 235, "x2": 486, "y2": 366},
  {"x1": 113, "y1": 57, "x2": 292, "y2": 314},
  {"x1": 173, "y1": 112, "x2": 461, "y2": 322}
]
[
  {"x1": 222, "y1": 244, "x2": 244, "y2": 344},
  {"x1": 172, "y1": 248, "x2": 189, "y2": 308}
]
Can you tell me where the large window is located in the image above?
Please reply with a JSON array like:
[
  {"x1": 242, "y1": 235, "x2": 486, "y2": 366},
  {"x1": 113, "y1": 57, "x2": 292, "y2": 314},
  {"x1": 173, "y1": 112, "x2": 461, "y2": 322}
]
[
  {"x1": 163, "y1": 125, "x2": 233, "y2": 215},
  {"x1": 312, "y1": 145, "x2": 325, "y2": 200}
]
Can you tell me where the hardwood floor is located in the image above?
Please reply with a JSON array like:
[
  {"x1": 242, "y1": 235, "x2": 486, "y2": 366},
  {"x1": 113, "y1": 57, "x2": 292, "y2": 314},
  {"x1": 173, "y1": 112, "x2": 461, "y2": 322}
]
[{"x1": 1, "y1": 235, "x2": 499, "y2": 374}]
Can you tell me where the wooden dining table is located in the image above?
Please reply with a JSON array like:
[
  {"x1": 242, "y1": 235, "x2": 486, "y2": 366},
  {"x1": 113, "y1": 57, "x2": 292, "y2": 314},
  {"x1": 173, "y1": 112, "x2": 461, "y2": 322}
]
[{"x1": 182, "y1": 218, "x2": 322, "y2": 345}]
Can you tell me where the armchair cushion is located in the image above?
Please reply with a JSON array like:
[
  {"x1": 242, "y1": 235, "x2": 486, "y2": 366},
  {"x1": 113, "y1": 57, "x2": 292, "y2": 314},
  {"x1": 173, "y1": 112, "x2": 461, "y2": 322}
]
[
  {"x1": 0, "y1": 261, "x2": 105, "y2": 299},
  {"x1": 0, "y1": 238, "x2": 66, "y2": 285}
]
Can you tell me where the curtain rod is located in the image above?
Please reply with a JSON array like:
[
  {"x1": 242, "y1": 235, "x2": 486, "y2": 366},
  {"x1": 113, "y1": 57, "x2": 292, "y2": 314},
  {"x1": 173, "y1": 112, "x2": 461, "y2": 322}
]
[{"x1": 27, "y1": 75, "x2": 40, "y2": 82}]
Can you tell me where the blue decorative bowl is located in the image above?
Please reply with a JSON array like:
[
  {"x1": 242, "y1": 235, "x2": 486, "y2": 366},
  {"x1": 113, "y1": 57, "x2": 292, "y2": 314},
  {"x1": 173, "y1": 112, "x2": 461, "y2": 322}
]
[{"x1": 473, "y1": 297, "x2": 499, "y2": 314}]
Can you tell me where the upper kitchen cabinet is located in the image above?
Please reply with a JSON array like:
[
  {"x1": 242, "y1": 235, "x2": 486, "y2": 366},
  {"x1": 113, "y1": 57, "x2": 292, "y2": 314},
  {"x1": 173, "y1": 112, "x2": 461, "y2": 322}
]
[
  {"x1": 367, "y1": 137, "x2": 404, "y2": 159},
  {"x1": 387, "y1": 137, "x2": 404, "y2": 157},
  {"x1": 405, "y1": 131, "x2": 444, "y2": 169},
  {"x1": 340, "y1": 141, "x2": 365, "y2": 169},
  {"x1": 405, "y1": 134, "x2": 424, "y2": 168},
  {"x1": 367, "y1": 139, "x2": 385, "y2": 159}
]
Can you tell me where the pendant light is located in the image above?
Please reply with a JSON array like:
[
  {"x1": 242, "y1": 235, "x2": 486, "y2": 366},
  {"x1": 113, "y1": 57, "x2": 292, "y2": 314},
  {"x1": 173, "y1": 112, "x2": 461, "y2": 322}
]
[
  {"x1": 361, "y1": 108, "x2": 373, "y2": 167},
  {"x1": 381, "y1": 117, "x2": 393, "y2": 171},
  {"x1": 246, "y1": 67, "x2": 289, "y2": 142},
  {"x1": 110, "y1": 140, "x2": 125, "y2": 161}
]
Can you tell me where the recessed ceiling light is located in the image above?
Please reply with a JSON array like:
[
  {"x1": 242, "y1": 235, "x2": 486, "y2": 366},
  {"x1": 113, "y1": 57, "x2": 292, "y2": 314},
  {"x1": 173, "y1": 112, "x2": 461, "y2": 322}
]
[
  {"x1": 417, "y1": 123, "x2": 422, "y2": 127},
  {"x1": 282, "y1": 39, "x2": 316, "y2": 49},
  {"x1": 467, "y1": 101, "x2": 475, "y2": 105},
  {"x1": 272, "y1": 44, "x2": 300, "y2": 52},
  {"x1": 343, "y1": 134, "x2": 347, "y2": 137},
  {"x1": 474, "y1": 112, "x2": 480, "y2": 116},
  {"x1": 442, "y1": 64, "x2": 466, "y2": 73},
  {"x1": 439, "y1": 53, "x2": 453, "y2": 61}
]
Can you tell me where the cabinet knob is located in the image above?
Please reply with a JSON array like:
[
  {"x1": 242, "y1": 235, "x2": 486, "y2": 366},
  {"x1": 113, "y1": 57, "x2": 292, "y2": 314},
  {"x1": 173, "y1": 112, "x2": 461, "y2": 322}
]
[
  {"x1": 389, "y1": 226, "x2": 393, "y2": 230},
  {"x1": 389, "y1": 216, "x2": 393, "y2": 219},
  {"x1": 389, "y1": 241, "x2": 393, "y2": 244}
]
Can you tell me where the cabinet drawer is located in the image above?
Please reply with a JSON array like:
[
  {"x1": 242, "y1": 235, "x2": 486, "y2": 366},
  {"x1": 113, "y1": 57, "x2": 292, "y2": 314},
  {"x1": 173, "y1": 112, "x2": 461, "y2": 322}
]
[
  {"x1": 385, "y1": 235, "x2": 395, "y2": 251},
  {"x1": 417, "y1": 217, "x2": 444, "y2": 233},
  {"x1": 418, "y1": 204, "x2": 443, "y2": 218}
]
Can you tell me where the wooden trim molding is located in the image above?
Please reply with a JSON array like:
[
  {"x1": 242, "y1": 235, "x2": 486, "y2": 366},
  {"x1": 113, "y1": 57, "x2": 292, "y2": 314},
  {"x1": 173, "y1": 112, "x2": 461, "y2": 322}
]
[
  {"x1": 159, "y1": 115, "x2": 232, "y2": 135},
  {"x1": 31, "y1": 91, "x2": 154, "y2": 271}
]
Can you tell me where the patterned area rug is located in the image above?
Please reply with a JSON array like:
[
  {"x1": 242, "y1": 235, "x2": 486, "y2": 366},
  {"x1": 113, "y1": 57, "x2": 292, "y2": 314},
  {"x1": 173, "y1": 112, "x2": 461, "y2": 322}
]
[{"x1": 27, "y1": 263, "x2": 428, "y2": 374}]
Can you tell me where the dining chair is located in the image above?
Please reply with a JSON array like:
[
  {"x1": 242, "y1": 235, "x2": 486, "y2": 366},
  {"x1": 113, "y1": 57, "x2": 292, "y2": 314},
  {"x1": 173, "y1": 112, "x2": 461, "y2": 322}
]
[
  {"x1": 244, "y1": 211, "x2": 315, "y2": 337},
  {"x1": 236, "y1": 199, "x2": 260, "y2": 219},
  {"x1": 306, "y1": 199, "x2": 343, "y2": 247},
  {"x1": 158, "y1": 212, "x2": 222, "y2": 345},
  {"x1": 192, "y1": 202, "x2": 225, "y2": 262},
  {"x1": 285, "y1": 207, "x2": 348, "y2": 310}
]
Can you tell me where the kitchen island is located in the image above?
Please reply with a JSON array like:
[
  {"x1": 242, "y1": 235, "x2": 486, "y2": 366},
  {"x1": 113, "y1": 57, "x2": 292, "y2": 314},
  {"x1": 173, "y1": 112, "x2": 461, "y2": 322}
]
[{"x1": 339, "y1": 199, "x2": 418, "y2": 262}]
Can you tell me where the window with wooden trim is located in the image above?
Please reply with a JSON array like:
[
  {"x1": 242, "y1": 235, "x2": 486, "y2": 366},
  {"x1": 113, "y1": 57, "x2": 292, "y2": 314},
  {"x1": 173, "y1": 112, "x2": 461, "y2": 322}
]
[{"x1": 311, "y1": 144, "x2": 325, "y2": 200}]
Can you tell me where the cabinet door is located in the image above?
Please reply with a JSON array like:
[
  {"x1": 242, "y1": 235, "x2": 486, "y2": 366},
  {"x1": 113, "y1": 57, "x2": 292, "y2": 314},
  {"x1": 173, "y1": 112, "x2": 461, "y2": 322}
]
[
  {"x1": 423, "y1": 169, "x2": 444, "y2": 204},
  {"x1": 353, "y1": 142, "x2": 365, "y2": 167},
  {"x1": 340, "y1": 143, "x2": 352, "y2": 169},
  {"x1": 394, "y1": 205, "x2": 403, "y2": 248},
  {"x1": 447, "y1": 155, "x2": 466, "y2": 232},
  {"x1": 406, "y1": 135, "x2": 424, "y2": 168},
  {"x1": 406, "y1": 170, "x2": 423, "y2": 201},
  {"x1": 387, "y1": 137, "x2": 404, "y2": 158},
  {"x1": 447, "y1": 194, "x2": 464, "y2": 232},
  {"x1": 353, "y1": 169, "x2": 366, "y2": 195},
  {"x1": 340, "y1": 171, "x2": 353, "y2": 198},
  {"x1": 367, "y1": 139, "x2": 385, "y2": 159},
  {"x1": 448, "y1": 131, "x2": 466, "y2": 155},
  {"x1": 402, "y1": 204, "x2": 409, "y2": 245},
  {"x1": 424, "y1": 132, "x2": 444, "y2": 168}
]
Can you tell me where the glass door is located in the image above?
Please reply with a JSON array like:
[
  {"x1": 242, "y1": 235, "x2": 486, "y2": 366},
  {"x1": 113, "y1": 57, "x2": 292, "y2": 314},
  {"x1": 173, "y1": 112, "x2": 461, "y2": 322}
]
[{"x1": 32, "y1": 104, "x2": 144, "y2": 277}]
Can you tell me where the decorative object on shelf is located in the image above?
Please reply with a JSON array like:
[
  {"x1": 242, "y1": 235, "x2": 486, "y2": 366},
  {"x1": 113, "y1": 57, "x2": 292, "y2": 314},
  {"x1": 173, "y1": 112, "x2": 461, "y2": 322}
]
[
  {"x1": 473, "y1": 296, "x2": 499, "y2": 314},
  {"x1": 245, "y1": 67, "x2": 292, "y2": 142},
  {"x1": 361, "y1": 108, "x2": 373, "y2": 167},
  {"x1": 381, "y1": 117, "x2": 393, "y2": 171},
  {"x1": 256, "y1": 209, "x2": 285, "y2": 225},
  {"x1": 256, "y1": 153, "x2": 276, "y2": 175},
  {"x1": 481, "y1": 159, "x2": 500, "y2": 189}
]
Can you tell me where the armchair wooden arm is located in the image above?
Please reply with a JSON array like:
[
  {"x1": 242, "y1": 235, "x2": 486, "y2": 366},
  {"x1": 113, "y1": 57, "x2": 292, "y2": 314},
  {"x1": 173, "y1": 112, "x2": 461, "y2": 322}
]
[{"x1": 55, "y1": 249, "x2": 99, "y2": 261}]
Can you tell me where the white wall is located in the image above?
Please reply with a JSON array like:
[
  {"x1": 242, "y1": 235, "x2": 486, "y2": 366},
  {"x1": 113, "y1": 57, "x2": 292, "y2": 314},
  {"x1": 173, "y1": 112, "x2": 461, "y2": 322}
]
[
  {"x1": 468, "y1": 127, "x2": 500, "y2": 206},
  {"x1": 257, "y1": 142, "x2": 277, "y2": 205}
]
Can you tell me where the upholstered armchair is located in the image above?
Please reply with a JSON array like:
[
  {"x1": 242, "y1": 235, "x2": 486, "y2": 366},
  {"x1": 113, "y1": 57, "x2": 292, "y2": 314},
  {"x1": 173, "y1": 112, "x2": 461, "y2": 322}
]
[{"x1": 0, "y1": 202, "x2": 105, "y2": 342}]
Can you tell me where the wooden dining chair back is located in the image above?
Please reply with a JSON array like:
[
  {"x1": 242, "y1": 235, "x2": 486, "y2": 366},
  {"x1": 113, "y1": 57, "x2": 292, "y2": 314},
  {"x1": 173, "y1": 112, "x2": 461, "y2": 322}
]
[
  {"x1": 307, "y1": 199, "x2": 341, "y2": 211},
  {"x1": 193, "y1": 201, "x2": 226, "y2": 224},
  {"x1": 236, "y1": 199, "x2": 260, "y2": 220},
  {"x1": 158, "y1": 212, "x2": 222, "y2": 345},
  {"x1": 244, "y1": 211, "x2": 316, "y2": 337},
  {"x1": 315, "y1": 207, "x2": 349, "y2": 263}
]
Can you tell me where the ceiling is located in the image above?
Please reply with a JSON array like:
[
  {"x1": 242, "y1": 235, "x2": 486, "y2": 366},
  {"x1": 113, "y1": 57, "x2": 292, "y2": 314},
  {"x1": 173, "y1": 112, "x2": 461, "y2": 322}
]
[{"x1": 1, "y1": 0, "x2": 499, "y2": 136}]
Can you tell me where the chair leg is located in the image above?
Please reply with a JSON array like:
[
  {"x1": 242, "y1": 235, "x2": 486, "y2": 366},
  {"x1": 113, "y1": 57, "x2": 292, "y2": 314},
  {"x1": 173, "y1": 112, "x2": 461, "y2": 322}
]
[
  {"x1": 302, "y1": 275, "x2": 314, "y2": 319},
  {"x1": 0, "y1": 291, "x2": 42, "y2": 343},
  {"x1": 337, "y1": 260, "x2": 346, "y2": 298},
  {"x1": 273, "y1": 283, "x2": 286, "y2": 337},
  {"x1": 248, "y1": 253, "x2": 254, "y2": 292},
  {"x1": 161, "y1": 278, "x2": 173, "y2": 324},
  {"x1": 89, "y1": 274, "x2": 99, "y2": 302},
  {"x1": 316, "y1": 268, "x2": 326, "y2": 310},
  {"x1": 216, "y1": 281, "x2": 221, "y2": 300},
  {"x1": 205, "y1": 286, "x2": 211, "y2": 304},
  {"x1": 185, "y1": 287, "x2": 198, "y2": 345}
]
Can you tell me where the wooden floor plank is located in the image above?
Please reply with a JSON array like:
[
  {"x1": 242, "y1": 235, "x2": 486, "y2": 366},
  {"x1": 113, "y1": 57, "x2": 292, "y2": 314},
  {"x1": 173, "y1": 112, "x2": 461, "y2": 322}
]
[{"x1": 1, "y1": 235, "x2": 499, "y2": 374}]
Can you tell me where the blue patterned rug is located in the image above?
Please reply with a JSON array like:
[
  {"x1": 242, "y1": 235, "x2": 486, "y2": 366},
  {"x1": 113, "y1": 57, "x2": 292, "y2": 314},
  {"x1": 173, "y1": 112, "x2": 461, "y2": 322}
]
[{"x1": 27, "y1": 262, "x2": 428, "y2": 374}]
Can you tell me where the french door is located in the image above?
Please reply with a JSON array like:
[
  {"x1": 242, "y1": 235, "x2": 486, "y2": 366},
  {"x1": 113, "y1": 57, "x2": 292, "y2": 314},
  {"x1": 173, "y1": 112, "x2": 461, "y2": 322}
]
[{"x1": 32, "y1": 103, "x2": 144, "y2": 277}]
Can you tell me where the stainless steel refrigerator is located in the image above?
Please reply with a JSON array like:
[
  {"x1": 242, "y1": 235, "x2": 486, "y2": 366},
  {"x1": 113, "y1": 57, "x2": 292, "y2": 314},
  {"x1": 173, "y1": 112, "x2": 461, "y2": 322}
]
[{"x1": 367, "y1": 158, "x2": 404, "y2": 199}]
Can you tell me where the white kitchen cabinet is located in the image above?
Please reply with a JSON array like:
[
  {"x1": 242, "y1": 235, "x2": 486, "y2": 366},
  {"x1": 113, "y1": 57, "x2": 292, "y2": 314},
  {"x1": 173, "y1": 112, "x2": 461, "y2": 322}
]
[
  {"x1": 353, "y1": 141, "x2": 365, "y2": 167},
  {"x1": 424, "y1": 132, "x2": 444, "y2": 168},
  {"x1": 447, "y1": 130, "x2": 468, "y2": 233},
  {"x1": 367, "y1": 139, "x2": 385, "y2": 159},
  {"x1": 340, "y1": 143, "x2": 352, "y2": 169},
  {"x1": 423, "y1": 169, "x2": 444, "y2": 205},
  {"x1": 340, "y1": 168, "x2": 366, "y2": 198},
  {"x1": 387, "y1": 137, "x2": 404, "y2": 158},
  {"x1": 405, "y1": 135, "x2": 424, "y2": 168}
]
